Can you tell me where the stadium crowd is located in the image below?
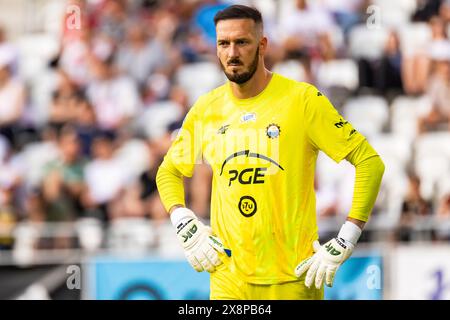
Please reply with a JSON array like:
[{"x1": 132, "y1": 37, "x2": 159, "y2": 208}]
[{"x1": 0, "y1": 0, "x2": 449, "y2": 256}]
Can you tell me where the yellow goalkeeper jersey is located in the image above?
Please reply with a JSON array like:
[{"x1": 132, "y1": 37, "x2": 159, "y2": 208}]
[{"x1": 164, "y1": 73, "x2": 365, "y2": 284}]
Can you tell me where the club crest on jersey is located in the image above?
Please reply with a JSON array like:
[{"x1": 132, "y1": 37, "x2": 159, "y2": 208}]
[
  {"x1": 266, "y1": 123, "x2": 281, "y2": 139},
  {"x1": 241, "y1": 112, "x2": 256, "y2": 123}
]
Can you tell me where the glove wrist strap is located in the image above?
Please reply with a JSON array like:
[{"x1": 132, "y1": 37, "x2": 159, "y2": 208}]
[
  {"x1": 337, "y1": 221, "x2": 362, "y2": 246},
  {"x1": 170, "y1": 207, "x2": 197, "y2": 229}
]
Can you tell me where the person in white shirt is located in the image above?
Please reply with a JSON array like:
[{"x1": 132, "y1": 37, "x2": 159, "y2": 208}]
[
  {"x1": 87, "y1": 53, "x2": 141, "y2": 132},
  {"x1": 0, "y1": 46, "x2": 25, "y2": 149}
]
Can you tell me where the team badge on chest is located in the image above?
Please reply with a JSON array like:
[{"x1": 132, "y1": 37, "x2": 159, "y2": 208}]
[{"x1": 266, "y1": 123, "x2": 281, "y2": 139}]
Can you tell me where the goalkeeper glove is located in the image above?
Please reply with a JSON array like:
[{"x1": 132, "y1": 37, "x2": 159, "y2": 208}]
[
  {"x1": 294, "y1": 221, "x2": 362, "y2": 289},
  {"x1": 171, "y1": 207, "x2": 231, "y2": 273}
]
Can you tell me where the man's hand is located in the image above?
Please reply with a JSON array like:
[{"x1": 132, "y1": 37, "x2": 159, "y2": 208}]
[
  {"x1": 172, "y1": 207, "x2": 231, "y2": 273},
  {"x1": 294, "y1": 220, "x2": 362, "y2": 288},
  {"x1": 294, "y1": 238, "x2": 354, "y2": 288}
]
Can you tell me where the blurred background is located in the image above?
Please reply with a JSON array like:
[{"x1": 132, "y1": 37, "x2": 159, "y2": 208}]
[{"x1": 0, "y1": 0, "x2": 449, "y2": 300}]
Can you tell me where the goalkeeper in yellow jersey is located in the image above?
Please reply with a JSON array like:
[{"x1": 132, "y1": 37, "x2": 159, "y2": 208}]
[{"x1": 156, "y1": 4, "x2": 385, "y2": 300}]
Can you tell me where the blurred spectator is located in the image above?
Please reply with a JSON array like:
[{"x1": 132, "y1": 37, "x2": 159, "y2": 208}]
[
  {"x1": 86, "y1": 52, "x2": 141, "y2": 132},
  {"x1": 139, "y1": 163, "x2": 166, "y2": 222},
  {"x1": 435, "y1": 193, "x2": 450, "y2": 240},
  {"x1": 42, "y1": 126, "x2": 86, "y2": 223},
  {"x1": 82, "y1": 131, "x2": 126, "y2": 222},
  {"x1": 139, "y1": 85, "x2": 189, "y2": 140},
  {"x1": 0, "y1": 186, "x2": 18, "y2": 250},
  {"x1": 358, "y1": 30, "x2": 404, "y2": 96},
  {"x1": 142, "y1": 71, "x2": 172, "y2": 104},
  {"x1": 108, "y1": 183, "x2": 146, "y2": 220},
  {"x1": 402, "y1": 15, "x2": 448, "y2": 95},
  {"x1": 412, "y1": 0, "x2": 443, "y2": 22},
  {"x1": 60, "y1": 28, "x2": 92, "y2": 87},
  {"x1": 116, "y1": 22, "x2": 169, "y2": 87},
  {"x1": 279, "y1": 0, "x2": 338, "y2": 59},
  {"x1": 0, "y1": 25, "x2": 18, "y2": 74},
  {"x1": 94, "y1": 0, "x2": 129, "y2": 43},
  {"x1": 72, "y1": 93, "x2": 101, "y2": 158},
  {"x1": 188, "y1": 163, "x2": 212, "y2": 220},
  {"x1": 395, "y1": 174, "x2": 433, "y2": 242},
  {"x1": 140, "y1": 120, "x2": 182, "y2": 222},
  {"x1": 24, "y1": 190, "x2": 46, "y2": 223},
  {"x1": 48, "y1": 69, "x2": 79, "y2": 132},
  {"x1": 440, "y1": 0, "x2": 450, "y2": 24},
  {"x1": 418, "y1": 50, "x2": 450, "y2": 133},
  {"x1": 0, "y1": 46, "x2": 26, "y2": 149}
]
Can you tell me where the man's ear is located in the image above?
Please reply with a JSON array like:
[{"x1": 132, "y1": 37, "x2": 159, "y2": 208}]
[{"x1": 259, "y1": 36, "x2": 268, "y2": 56}]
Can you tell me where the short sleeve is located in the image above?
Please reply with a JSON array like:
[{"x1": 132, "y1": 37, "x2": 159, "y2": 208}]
[
  {"x1": 164, "y1": 100, "x2": 203, "y2": 178},
  {"x1": 303, "y1": 85, "x2": 365, "y2": 163}
]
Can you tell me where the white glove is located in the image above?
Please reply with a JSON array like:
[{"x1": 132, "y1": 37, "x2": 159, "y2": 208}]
[
  {"x1": 294, "y1": 221, "x2": 362, "y2": 289},
  {"x1": 171, "y1": 207, "x2": 231, "y2": 273}
]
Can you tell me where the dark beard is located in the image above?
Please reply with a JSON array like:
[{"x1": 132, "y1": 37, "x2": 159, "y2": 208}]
[{"x1": 221, "y1": 47, "x2": 259, "y2": 84}]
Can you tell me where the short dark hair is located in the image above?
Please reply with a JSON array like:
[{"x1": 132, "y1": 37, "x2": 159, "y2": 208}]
[{"x1": 214, "y1": 5, "x2": 263, "y2": 27}]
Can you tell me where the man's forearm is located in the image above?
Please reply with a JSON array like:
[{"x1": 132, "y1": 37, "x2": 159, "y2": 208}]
[
  {"x1": 156, "y1": 157, "x2": 187, "y2": 214},
  {"x1": 345, "y1": 140, "x2": 385, "y2": 224}
]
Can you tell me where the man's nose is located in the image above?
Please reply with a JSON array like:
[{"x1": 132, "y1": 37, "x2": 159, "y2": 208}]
[{"x1": 228, "y1": 43, "x2": 239, "y2": 59}]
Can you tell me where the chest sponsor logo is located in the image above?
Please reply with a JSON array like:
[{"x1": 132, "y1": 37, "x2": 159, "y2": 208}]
[
  {"x1": 220, "y1": 150, "x2": 284, "y2": 186},
  {"x1": 241, "y1": 112, "x2": 257, "y2": 123}
]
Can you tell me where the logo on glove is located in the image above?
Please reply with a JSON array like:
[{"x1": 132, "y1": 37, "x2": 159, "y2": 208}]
[
  {"x1": 180, "y1": 222, "x2": 198, "y2": 243},
  {"x1": 325, "y1": 242, "x2": 341, "y2": 256}
]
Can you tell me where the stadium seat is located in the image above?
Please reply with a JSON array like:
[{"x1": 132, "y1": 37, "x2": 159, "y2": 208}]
[
  {"x1": 316, "y1": 59, "x2": 359, "y2": 91},
  {"x1": 414, "y1": 154, "x2": 450, "y2": 201},
  {"x1": 348, "y1": 24, "x2": 389, "y2": 60},
  {"x1": 437, "y1": 173, "x2": 450, "y2": 200},
  {"x1": 0, "y1": 135, "x2": 9, "y2": 162},
  {"x1": 15, "y1": 33, "x2": 60, "y2": 82},
  {"x1": 114, "y1": 139, "x2": 151, "y2": 180},
  {"x1": 107, "y1": 218, "x2": 156, "y2": 253},
  {"x1": 29, "y1": 69, "x2": 59, "y2": 127},
  {"x1": 277, "y1": 0, "x2": 296, "y2": 21},
  {"x1": 342, "y1": 95, "x2": 389, "y2": 138},
  {"x1": 398, "y1": 22, "x2": 432, "y2": 56},
  {"x1": 272, "y1": 59, "x2": 307, "y2": 82},
  {"x1": 370, "y1": 158, "x2": 408, "y2": 230},
  {"x1": 20, "y1": 141, "x2": 60, "y2": 189},
  {"x1": 137, "y1": 101, "x2": 183, "y2": 140},
  {"x1": 369, "y1": 134, "x2": 412, "y2": 169},
  {"x1": 175, "y1": 62, "x2": 225, "y2": 105},
  {"x1": 328, "y1": 23, "x2": 345, "y2": 51},
  {"x1": 372, "y1": 0, "x2": 417, "y2": 28},
  {"x1": 12, "y1": 222, "x2": 40, "y2": 266},
  {"x1": 155, "y1": 221, "x2": 185, "y2": 258},
  {"x1": 315, "y1": 151, "x2": 355, "y2": 217},
  {"x1": 76, "y1": 218, "x2": 103, "y2": 252},
  {"x1": 415, "y1": 132, "x2": 450, "y2": 159},
  {"x1": 41, "y1": 0, "x2": 66, "y2": 36},
  {"x1": 391, "y1": 95, "x2": 432, "y2": 140},
  {"x1": 415, "y1": 132, "x2": 450, "y2": 200}
]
